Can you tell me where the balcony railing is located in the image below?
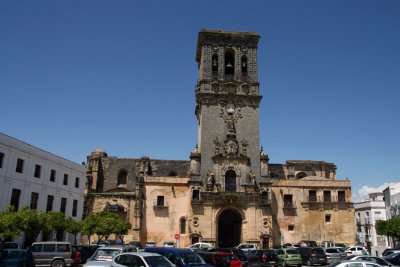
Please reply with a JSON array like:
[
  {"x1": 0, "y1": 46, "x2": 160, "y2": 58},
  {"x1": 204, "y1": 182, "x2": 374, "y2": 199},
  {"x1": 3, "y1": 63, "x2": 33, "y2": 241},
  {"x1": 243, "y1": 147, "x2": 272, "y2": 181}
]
[
  {"x1": 153, "y1": 201, "x2": 168, "y2": 209},
  {"x1": 301, "y1": 196, "x2": 353, "y2": 209},
  {"x1": 304, "y1": 196, "x2": 349, "y2": 203}
]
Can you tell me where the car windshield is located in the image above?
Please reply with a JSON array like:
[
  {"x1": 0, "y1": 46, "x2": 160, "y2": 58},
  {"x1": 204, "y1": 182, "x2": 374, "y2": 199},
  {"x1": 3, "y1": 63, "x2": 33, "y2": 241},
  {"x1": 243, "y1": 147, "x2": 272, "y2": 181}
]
[
  {"x1": 286, "y1": 250, "x2": 298, "y2": 254},
  {"x1": 181, "y1": 252, "x2": 207, "y2": 265},
  {"x1": 91, "y1": 249, "x2": 121, "y2": 261},
  {"x1": 144, "y1": 256, "x2": 175, "y2": 267}
]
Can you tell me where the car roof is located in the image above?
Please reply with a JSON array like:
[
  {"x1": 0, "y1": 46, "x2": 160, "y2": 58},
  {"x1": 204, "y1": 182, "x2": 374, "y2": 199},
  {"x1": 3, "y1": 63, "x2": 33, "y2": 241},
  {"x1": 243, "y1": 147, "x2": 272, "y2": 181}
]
[{"x1": 116, "y1": 252, "x2": 162, "y2": 257}]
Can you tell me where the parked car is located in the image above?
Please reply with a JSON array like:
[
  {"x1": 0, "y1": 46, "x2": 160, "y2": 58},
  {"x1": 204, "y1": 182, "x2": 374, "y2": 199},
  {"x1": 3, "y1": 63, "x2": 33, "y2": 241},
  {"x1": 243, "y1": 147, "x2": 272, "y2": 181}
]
[
  {"x1": 127, "y1": 242, "x2": 143, "y2": 250},
  {"x1": 208, "y1": 248, "x2": 248, "y2": 267},
  {"x1": 298, "y1": 241, "x2": 317, "y2": 248},
  {"x1": 327, "y1": 260, "x2": 384, "y2": 267},
  {"x1": 0, "y1": 243, "x2": 20, "y2": 249},
  {"x1": 111, "y1": 252, "x2": 175, "y2": 267},
  {"x1": 197, "y1": 251, "x2": 242, "y2": 267},
  {"x1": 382, "y1": 249, "x2": 400, "y2": 257},
  {"x1": 144, "y1": 247, "x2": 212, "y2": 267},
  {"x1": 322, "y1": 247, "x2": 346, "y2": 264},
  {"x1": 246, "y1": 249, "x2": 279, "y2": 267},
  {"x1": 187, "y1": 243, "x2": 214, "y2": 252},
  {"x1": 341, "y1": 255, "x2": 393, "y2": 267},
  {"x1": 345, "y1": 246, "x2": 369, "y2": 256},
  {"x1": 163, "y1": 241, "x2": 176, "y2": 248},
  {"x1": 297, "y1": 247, "x2": 328, "y2": 266},
  {"x1": 84, "y1": 246, "x2": 137, "y2": 267},
  {"x1": 383, "y1": 252, "x2": 400, "y2": 266},
  {"x1": 0, "y1": 248, "x2": 34, "y2": 267},
  {"x1": 71, "y1": 245, "x2": 96, "y2": 264},
  {"x1": 235, "y1": 244, "x2": 258, "y2": 252},
  {"x1": 28, "y1": 241, "x2": 73, "y2": 267},
  {"x1": 145, "y1": 242, "x2": 157, "y2": 248},
  {"x1": 275, "y1": 248, "x2": 302, "y2": 267}
]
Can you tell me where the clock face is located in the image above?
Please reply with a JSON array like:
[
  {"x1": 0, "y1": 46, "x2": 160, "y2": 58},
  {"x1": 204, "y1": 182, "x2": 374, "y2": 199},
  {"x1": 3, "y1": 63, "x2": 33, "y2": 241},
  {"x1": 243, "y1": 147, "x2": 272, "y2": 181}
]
[{"x1": 226, "y1": 104, "x2": 235, "y2": 114}]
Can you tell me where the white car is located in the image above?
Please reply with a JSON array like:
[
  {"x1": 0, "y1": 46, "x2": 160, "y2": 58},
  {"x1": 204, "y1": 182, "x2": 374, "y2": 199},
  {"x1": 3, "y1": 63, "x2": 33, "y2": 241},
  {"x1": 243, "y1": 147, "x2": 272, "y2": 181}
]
[
  {"x1": 345, "y1": 246, "x2": 369, "y2": 256},
  {"x1": 235, "y1": 243, "x2": 258, "y2": 251},
  {"x1": 84, "y1": 246, "x2": 137, "y2": 267},
  {"x1": 329, "y1": 260, "x2": 384, "y2": 267},
  {"x1": 112, "y1": 252, "x2": 174, "y2": 267},
  {"x1": 163, "y1": 241, "x2": 176, "y2": 248},
  {"x1": 187, "y1": 242, "x2": 213, "y2": 251}
]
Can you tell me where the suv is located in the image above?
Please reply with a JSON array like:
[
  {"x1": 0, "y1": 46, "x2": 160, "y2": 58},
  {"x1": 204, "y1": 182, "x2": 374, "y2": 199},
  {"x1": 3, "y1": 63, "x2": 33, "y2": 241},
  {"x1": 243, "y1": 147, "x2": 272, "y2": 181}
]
[
  {"x1": 297, "y1": 247, "x2": 328, "y2": 266},
  {"x1": 29, "y1": 241, "x2": 73, "y2": 267}
]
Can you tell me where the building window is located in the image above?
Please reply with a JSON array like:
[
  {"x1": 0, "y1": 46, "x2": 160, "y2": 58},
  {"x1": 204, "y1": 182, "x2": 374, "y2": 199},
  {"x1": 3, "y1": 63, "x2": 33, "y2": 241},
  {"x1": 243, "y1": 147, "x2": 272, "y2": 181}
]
[
  {"x1": 325, "y1": 214, "x2": 331, "y2": 223},
  {"x1": 117, "y1": 169, "x2": 128, "y2": 186},
  {"x1": 50, "y1": 169, "x2": 56, "y2": 182},
  {"x1": 60, "y1": 198, "x2": 67, "y2": 214},
  {"x1": 224, "y1": 49, "x2": 235, "y2": 77},
  {"x1": 261, "y1": 191, "x2": 268, "y2": 204},
  {"x1": 34, "y1": 164, "x2": 41, "y2": 178},
  {"x1": 63, "y1": 174, "x2": 68, "y2": 185},
  {"x1": 46, "y1": 195, "x2": 54, "y2": 212},
  {"x1": 15, "y1": 158, "x2": 24, "y2": 173},
  {"x1": 157, "y1": 196, "x2": 164, "y2": 207},
  {"x1": 72, "y1": 199, "x2": 78, "y2": 217},
  {"x1": 241, "y1": 56, "x2": 248, "y2": 76},
  {"x1": 180, "y1": 217, "x2": 186, "y2": 234},
  {"x1": 192, "y1": 189, "x2": 200, "y2": 201},
  {"x1": 75, "y1": 177, "x2": 80, "y2": 188},
  {"x1": 225, "y1": 170, "x2": 236, "y2": 192},
  {"x1": 10, "y1": 188, "x2": 21, "y2": 211},
  {"x1": 283, "y1": 194, "x2": 293, "y2": 208},
  {"x1": 30, "y1": 192, "x2": 39, "y2": 210},
  {"x1": 338, "y1": 191, "x2": 346, "y2": 203},
  {"x1": 309, "y1": 190, "x2": 317, "y2": 202},
  {"x1": 212, "y1": 54, "x2": 218, "y2": 73},
  {"x1": 288, "y1": 225, "x2": 295, "y2": 232},
  {"x1": 0, "y1": 152, "x2": 4, "y2": 168},
  {"x1": 324, "y1": 191, "x2": 331, "y2": 202}
]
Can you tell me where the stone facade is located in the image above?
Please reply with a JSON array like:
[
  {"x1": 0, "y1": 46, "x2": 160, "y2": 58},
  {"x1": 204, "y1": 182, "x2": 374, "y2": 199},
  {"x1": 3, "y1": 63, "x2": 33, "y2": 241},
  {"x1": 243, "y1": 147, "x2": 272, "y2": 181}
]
[{"x1": 84, "y1": 29, "x2": 356, "y2": 248}]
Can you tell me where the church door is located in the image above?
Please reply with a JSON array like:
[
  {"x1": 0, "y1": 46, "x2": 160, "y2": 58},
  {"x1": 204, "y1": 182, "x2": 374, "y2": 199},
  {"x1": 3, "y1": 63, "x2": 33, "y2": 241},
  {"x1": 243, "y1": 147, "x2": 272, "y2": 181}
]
[{"x1": 218, "y1": 209, "x2": 242, "y2": 247}]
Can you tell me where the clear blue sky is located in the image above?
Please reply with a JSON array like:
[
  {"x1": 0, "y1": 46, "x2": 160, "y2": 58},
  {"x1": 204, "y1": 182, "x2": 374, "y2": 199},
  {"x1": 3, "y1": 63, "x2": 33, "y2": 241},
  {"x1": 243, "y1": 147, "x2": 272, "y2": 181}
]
[{"x1": 1, "y1": 0, "x2": 399, "y2": 202}]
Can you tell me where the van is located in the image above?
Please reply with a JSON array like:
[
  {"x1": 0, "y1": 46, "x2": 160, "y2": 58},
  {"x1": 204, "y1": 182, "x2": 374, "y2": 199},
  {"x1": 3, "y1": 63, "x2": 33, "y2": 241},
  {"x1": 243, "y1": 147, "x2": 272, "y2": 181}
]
[
  {"x1": 28, "y1": 241, "x2": 73, "y2": 267},
  {"x1": 144, "y1": 247, "x2": 212, "y2": 267}
]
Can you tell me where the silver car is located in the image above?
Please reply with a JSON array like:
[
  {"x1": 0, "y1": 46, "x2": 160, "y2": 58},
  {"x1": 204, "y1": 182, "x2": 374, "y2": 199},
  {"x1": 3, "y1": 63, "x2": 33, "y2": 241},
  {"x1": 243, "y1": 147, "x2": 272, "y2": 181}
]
[
  {"x1": 328, "y1": 260, "x2": 384, "y2": 267},
  {"x1": 341, "y1": 255, "x2": 393, "y2": 267},
  {"x1": 112, "y1": 252, "x2": 175, "y2": 267},
  {"x1": 84, "y1": 246, "x2": 137, "y2": 267},
  {"x1": 323, "y1": 247, "x2": 347, "y2": 264}
]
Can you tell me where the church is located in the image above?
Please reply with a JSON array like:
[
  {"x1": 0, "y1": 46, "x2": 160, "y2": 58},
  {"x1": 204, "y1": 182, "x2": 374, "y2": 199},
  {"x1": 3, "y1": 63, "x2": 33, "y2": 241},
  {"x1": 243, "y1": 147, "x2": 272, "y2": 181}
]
[{"x1": 84, "y1": 29, "x2": 356, "y2": 248}]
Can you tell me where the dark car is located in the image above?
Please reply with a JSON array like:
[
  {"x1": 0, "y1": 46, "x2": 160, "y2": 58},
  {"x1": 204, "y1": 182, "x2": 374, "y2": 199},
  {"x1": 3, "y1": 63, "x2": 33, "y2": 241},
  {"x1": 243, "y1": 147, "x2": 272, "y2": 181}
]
[
  {"x1": 297, "y1": 247, "x2": 328, "y2": 266},
  {"x1": 197, "y1": 252, "x2": 242, "y2": 267},
  {"x1": 382, "y1": 249, "x2": 400, "y2": 257},
  {"x1": 0, "y1": 248, "x2": 34, "y2": 267},
  {"x1": 71, "y1": 246, "x2": 96, "y2": 264},
  {"x1": 246, "y1": 249, "x2": 279, "y2": 267},
  {"x1": 384, "y1": 252, "x2": 400, "y2": 265},
  {"x1": 208, "y1": 248, "x2": 248, "y2": 267}
]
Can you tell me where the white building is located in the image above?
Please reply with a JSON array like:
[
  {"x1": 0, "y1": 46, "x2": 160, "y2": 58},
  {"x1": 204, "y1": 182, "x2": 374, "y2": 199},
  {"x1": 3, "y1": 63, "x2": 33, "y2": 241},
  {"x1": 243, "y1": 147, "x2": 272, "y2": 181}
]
[
  {"x1": 0, "y1": 132, "x2": 86, "y2": 245},
  {"x1": 383, "y1": 183, "x2": 400, "y2": 219},
  {"x1": 354, "y1": 192, "x2": 389, "y2": 256}
]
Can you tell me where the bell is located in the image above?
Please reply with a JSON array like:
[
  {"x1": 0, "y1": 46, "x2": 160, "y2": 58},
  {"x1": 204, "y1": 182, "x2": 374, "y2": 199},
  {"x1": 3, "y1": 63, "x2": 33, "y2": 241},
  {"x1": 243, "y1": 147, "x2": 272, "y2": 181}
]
[{"x1": 226, "y1": 61, "x2": 233, "y2": 68}]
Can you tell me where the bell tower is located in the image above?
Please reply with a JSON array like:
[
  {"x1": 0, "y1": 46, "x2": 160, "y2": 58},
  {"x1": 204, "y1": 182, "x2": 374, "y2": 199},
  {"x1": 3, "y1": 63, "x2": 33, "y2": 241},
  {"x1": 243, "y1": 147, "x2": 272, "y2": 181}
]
[{"x1": 189, "y1": 29, "x2": 268, "y2": 193}]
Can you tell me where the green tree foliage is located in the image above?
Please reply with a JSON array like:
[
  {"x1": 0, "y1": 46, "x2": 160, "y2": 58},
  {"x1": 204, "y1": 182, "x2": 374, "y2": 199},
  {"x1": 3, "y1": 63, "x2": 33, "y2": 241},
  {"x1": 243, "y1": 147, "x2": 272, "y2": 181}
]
[
  {"x1": 14, "y1": 207, "x2": 42, "y2": 247},
  {"x1": 114, "y1": 220, "x2": 131, "y2": 243},
  {"x1": 47, "y1": 212, "x2": 68, "y2": 241},
  {"x1": 376, "y1": 218, "x2": 400, "y2": 246},
  {"x1": 0, "y1": 206, "x2": 20, "y2": 241},
  {"x1": 81, "y1": 212, "x2": 97, "y2": 244},
  {"x1": 94, "y1": 211, "x2": 119, "y2": 242},
  {"x1": 65, "y1": 217, "x2": 82, "y2": 245}
]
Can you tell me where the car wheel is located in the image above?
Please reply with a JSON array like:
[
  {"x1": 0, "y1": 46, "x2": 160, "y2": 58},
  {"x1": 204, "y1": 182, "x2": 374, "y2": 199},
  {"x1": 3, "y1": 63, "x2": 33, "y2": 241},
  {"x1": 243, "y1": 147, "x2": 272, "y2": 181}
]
[
  {"x1": 51, "y1": 260, "x2": 65, "y2": 267},
  {"x1": 306, "y1": 259, "x2": 312, "y2": 266}
]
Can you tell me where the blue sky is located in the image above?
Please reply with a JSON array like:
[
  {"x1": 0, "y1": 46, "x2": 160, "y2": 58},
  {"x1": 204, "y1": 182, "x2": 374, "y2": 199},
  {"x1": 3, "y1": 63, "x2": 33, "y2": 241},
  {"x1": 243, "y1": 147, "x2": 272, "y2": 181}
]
[{"x1": 1, "y1": 0, "x2": 399, "y2": 202}]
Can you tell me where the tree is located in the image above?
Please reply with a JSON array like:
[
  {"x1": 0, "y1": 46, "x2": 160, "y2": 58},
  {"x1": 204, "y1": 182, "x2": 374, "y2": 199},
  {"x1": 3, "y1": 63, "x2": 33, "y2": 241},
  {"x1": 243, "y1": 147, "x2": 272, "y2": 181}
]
[
  {"x1": 46, "y1": 212, "x2": 67, "y2": 241},
  {"x1": 94, "y1": 211, "x2": 119, "y2": 242},
  {"x1": 65, "y1": 217, "x2": 82, "y2": 245},
  {"x1": 13, "y1": 207, "x2": 42, "y2": 247},
  {"x1": 0, "y1": 206, "x2": 20, "y2": 242},
  {"x1": 82, "y1": 212, "x2": 97, "y2": 244},
  {"x1": 376, "y1": 218, "x2": 400, "y2": 247},
  {"x1": 114, "y1": 220, "x2": 131, "y2": 243}
]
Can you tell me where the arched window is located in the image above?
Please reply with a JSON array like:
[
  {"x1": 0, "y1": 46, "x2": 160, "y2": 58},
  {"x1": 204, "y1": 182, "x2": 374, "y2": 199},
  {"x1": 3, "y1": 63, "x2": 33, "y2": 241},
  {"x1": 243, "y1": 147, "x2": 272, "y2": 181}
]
[
  {"x1": 225, "y1": 50, "x2": 235, "y2": 77},
  {"x1": 241, "y1": 56, "x2": 248, "y2": 75},
  {"x1": 180, "y1": 217, "x2": 186, "y2": 234},
  {"x1": 117, "y1": 169, "x2": 128, "y2": 186},
  {"x1": 296, "y1": 172, "x2": 307, "y2": 179},
  {"x1": 225, "y1": 170, "x2": 236, "y2": 192},
  {"x1": 212, "y1": 54, "x2": 218, "y2": 72}
]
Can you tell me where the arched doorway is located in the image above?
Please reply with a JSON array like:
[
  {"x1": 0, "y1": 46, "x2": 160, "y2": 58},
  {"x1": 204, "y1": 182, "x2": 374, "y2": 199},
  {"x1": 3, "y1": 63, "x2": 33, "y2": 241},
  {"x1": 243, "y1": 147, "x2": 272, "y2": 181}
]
[{"x1": 218, "y1": 209, "x2": 242, "y2": 248}]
